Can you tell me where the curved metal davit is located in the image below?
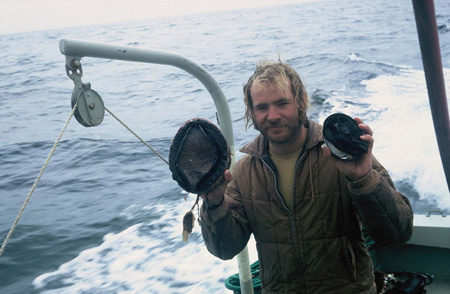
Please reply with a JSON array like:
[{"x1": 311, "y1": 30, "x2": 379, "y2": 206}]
[{"x1": 59, "y1": 38, "x2": 253, "y2": 294}]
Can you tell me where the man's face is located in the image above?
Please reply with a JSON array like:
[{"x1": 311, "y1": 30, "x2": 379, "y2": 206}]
[{"x1": 251, "y1": 79, "x2": 302, "y2": 145}]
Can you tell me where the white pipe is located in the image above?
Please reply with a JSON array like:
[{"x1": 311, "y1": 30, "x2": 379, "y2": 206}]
[
  {"x1": 59, "y1": 38, "x2": 234, "y2": 148},
  {"x1": 237, "y1": 246, "x2": 254, "y2": 293},
  {"x1": 60, "y1": 38, "x2": 253, "y2": 294}
]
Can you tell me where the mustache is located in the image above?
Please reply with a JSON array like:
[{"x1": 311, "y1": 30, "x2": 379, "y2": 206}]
[
  {"x1": 264, "y1": 120, "x2": 284, "y2": 128},
  {"x1": 254, "y1": 119, "x2": 284, "y2": 131}
]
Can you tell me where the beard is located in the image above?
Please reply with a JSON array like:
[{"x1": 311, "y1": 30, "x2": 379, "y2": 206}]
[{"x1": 255, "y1": 117, "x2": 303, "y2": 145}]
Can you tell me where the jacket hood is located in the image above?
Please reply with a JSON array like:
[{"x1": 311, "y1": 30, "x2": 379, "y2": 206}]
[{"x1": 240, "y1": 119, "x2": 324, "y2": 158}]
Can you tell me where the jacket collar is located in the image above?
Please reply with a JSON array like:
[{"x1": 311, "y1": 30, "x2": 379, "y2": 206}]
[{"x1": 240, "y1": 119, "x2": 324, "y2": 158}]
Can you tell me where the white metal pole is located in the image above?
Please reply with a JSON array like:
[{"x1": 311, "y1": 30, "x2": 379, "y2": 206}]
[{"x1": 60, "y1": 38, "x2": 253, "y2": 294}]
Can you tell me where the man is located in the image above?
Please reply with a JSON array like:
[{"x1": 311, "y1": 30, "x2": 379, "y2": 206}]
[{"x1": 199, "y1": 61, "x2": 413, "y2": 293}]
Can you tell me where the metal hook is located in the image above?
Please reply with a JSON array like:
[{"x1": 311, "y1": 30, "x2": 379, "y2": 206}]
[{"x1": 65, "y1": 56, "x2": 83, "y2": 82}]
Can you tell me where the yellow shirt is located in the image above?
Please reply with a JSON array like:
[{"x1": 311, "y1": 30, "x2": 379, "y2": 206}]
[{"x1": 269, "y1": 148, "x2": 302, "y2": 210}]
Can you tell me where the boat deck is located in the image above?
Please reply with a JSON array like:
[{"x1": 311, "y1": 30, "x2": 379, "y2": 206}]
[
  {"x1": 426, "y1": 278, "x2": 450, "y2": 293},
  {"x1": 376, "y1": 240, "x2": 450, "y2": 293}
]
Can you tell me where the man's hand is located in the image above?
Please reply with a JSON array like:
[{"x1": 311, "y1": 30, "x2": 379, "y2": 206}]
[
  {"x1": 322, "y1": 117, "x2": 374, "y2": 181},
  {"x1": 200, "y1": 170, "x2": 233, "y2": 205}
]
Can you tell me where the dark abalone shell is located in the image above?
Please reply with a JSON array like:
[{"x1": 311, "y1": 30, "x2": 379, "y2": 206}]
[
  {"x1": 323, "y1": 113, "x2": 369, "y2": 161},
  {"x1": 169, "y1": 118, "x2": 230, "y2": 194}
]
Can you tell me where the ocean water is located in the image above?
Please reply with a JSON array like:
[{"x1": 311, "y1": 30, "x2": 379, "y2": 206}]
[{"x1": 1, "y1": 0, "x2": 449, "y2": 293}]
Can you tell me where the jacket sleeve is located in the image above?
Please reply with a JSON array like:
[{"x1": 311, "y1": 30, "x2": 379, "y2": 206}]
[
  {"x1": 348, "y1": 156, "x2": 414, "y2": 247},
  {"x1": 199, "y1": 160, "x2": 252, "y2": 260}
]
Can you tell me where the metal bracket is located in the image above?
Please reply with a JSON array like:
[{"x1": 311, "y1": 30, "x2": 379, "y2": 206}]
[
  {"x1": 426, "y1": 210, "x2": 446, "y2": 217},
  {"x1": 65, "y1": 57, "x2": 105, "y2": 127}
]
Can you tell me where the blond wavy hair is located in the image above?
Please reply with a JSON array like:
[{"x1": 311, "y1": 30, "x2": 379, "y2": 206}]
[{"x1": 243, "y1": 61, "x2": 309, "y2": 129}]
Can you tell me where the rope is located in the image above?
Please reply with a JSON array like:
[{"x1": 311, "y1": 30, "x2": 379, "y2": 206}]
[
  {"x1": 104, "y1": 107, "x2": 197, "y2": 226},
  {"x1": 0, "y1": 103, "x2": 78, "y2": 257},
  {"x1": 0, "y1": 104, "x2": 169, "y2": 257},
  {"x1": 104, "y1": 106, "x2": 169, "y2": 165}
]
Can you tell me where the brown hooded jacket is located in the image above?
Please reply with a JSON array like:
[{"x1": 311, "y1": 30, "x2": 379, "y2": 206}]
[{"x1": 200, "y1": 119, "x2": 413, "y2": 294}]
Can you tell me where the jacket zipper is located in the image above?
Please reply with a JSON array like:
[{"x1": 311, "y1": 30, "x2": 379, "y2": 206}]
[
  {"x1": 292, "y1": 151, "x2": 308, "y2": 291},
  {"x1": 262, "y1": 151, "x2": 308, "y2": 291}
]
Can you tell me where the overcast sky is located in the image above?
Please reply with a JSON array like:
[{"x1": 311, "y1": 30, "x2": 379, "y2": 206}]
[{"x1": 1, "y1": 0, "x2": 317, "y2": 35}]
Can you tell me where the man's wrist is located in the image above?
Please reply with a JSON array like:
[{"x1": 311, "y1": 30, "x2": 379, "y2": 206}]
[
  {"x1": 346, "y1": 169, "x2": 372, "y2": 183},
  {"x1": 348, "y1": 169, "x2": 379, "y2": 195},
  {"x1": 206, "y1": 196, "x2": 224, "y2": 210}
]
